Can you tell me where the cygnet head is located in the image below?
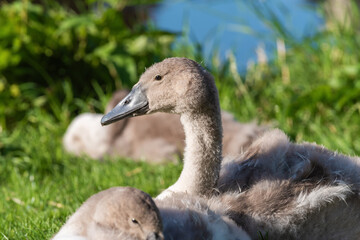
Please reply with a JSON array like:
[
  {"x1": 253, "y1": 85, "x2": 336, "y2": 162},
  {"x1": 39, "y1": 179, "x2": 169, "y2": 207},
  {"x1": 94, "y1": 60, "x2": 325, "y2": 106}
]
[
  {"x1": 101, "y1": 57, "x2": 218, "y2": 125},
  {"x1": 92, "y1": 187, "x2": 163, "y2": 240}
]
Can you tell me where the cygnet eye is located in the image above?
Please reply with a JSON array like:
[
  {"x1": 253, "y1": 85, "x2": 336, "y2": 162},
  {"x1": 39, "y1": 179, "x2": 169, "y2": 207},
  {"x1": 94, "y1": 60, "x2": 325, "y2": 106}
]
[
  {"x1": 154, "y1": 75, "x2": 162, "y2": 81},
  {"x1": 131, "y1": 218, "x2": 139, "y2": 224}
]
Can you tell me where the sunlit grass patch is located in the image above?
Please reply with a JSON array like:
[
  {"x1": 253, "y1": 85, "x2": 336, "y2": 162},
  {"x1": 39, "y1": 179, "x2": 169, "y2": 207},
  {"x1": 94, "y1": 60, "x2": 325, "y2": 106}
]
[{"x1": 0, "y1": 119, "x2": 182, "y2": 239}]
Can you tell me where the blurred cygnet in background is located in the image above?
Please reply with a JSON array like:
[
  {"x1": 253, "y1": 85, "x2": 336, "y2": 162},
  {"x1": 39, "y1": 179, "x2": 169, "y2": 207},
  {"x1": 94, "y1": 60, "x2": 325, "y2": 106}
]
[{"x1": 63, "y1": 90, "x2": 267, "y2": 163}]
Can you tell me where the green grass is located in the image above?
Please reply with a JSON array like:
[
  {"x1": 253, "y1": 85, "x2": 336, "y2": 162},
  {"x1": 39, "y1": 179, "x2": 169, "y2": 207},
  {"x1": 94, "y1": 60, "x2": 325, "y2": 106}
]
[
  {"x1": 213, "y1": 44, "x2": 360, "y2": 156},
  {"x1": 1, "y1": 159, "x2": 181, "y2": 239},
  {"x1": 0, "y1": 115, "x2": 182, "y2": 239}
]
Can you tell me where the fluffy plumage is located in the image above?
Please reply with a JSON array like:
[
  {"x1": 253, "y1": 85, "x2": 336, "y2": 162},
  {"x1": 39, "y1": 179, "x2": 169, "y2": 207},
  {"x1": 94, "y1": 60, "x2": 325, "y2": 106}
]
[
  {"x1": 218, "y1": 128, "x2": 360, "y2": 194},
  {"x1": 52, "y1": 187, "x2": 251, "y2": 240},
  {"x1": 53, "y1": 180, "x2": 360, "y2": 240},
  {"x1": 221, "y1": 179, "x2": 360, "y2": 239}
]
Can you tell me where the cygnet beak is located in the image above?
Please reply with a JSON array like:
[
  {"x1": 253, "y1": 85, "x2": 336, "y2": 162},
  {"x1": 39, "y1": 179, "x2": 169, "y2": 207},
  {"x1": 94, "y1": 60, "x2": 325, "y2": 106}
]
[{"x1": 101, "y1": 84, "x2": 149, "y2": 126}]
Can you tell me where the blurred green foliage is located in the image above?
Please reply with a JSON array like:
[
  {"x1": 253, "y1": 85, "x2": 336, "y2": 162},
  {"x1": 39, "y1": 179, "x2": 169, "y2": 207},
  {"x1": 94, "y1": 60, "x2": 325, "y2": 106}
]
[
  {"x1": 0, "y1": 0, "x2": 174, "y2": 129},
  {"x1": 205, "y1": 1, "x2": 360, "y2": 155}
]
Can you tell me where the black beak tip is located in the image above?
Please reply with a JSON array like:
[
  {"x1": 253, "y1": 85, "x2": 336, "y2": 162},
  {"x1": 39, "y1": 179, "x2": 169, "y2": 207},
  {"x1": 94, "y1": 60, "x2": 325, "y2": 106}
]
[
  {"x1": 100, "y1": 115, "x2": 110, "y2": 126},
  {"x1": 100, "y1": 85, "x2": 148, "y2": 126}
]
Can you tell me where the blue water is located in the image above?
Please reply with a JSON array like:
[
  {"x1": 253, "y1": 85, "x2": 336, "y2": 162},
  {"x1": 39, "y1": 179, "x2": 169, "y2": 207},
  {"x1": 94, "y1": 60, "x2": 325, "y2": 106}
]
[{"x1": 151, "y1": 0, "x2": 324, "y2": 70}]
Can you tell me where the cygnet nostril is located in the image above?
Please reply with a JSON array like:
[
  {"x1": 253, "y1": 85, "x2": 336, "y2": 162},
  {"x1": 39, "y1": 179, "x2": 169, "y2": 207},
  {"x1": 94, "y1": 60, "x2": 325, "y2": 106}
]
[{"x1": 124, "y1": 98, "x2": 131, "y2": 105}]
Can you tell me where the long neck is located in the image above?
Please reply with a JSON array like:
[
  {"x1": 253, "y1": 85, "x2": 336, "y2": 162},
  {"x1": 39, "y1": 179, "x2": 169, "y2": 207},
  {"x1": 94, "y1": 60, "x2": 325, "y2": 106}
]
[{"x1": 171, "y1": 106, "x2": 223, "y2": 196}]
